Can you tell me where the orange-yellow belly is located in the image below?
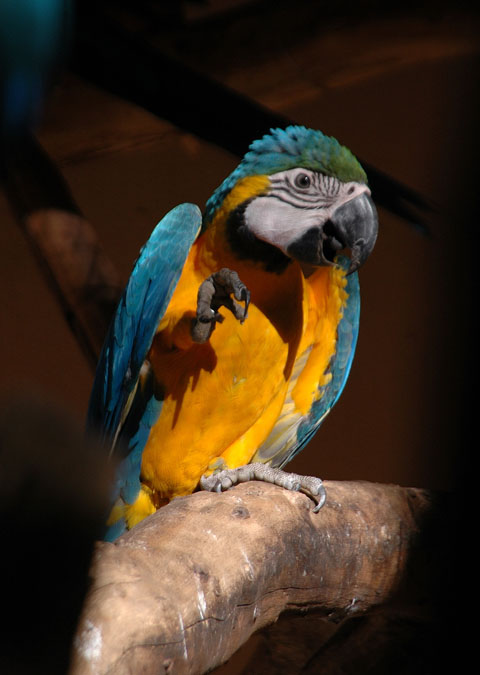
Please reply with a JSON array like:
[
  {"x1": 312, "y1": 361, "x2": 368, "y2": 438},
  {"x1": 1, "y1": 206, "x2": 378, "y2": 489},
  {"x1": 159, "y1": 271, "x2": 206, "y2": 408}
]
[
  {"x1": 139, "y1": 223, "x2": 305, "y2": 497},
  {"x1": 141, "y1": 302, "x2": 294, "y2": 499}
]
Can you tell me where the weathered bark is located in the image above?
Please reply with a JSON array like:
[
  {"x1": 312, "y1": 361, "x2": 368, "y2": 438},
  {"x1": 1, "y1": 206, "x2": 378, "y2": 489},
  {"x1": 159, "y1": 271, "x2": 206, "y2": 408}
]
[{"x1": 70, "y1": 480, "x2": 437, "y2": 675}]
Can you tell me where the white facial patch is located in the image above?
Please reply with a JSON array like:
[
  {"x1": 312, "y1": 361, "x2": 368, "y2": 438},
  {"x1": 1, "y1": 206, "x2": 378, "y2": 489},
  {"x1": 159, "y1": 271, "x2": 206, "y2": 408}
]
[
  {"x1": 243, "y1": 168, "x2": 370, "y2": 255},
  {"x1": 244, "y1": 197, "x2": 321, "y2": 254}
]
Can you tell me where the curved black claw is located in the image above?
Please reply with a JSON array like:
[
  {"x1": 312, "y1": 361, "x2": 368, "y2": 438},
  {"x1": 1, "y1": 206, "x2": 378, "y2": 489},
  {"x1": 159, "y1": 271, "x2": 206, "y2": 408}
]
[
  {"x1": 191, "y1": 268, "x2": 250, "y2": 343},
  {"x1": 199, "y1": 462, "x2": 326, "y2": 512}
]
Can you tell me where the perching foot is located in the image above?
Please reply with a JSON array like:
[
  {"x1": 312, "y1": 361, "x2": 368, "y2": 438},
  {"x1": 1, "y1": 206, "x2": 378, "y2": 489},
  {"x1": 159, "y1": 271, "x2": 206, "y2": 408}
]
[
  {"x1": 191, "y1": 268, "x2": 250, "y2": 343},
  {"x1": 199, "y1": 462, "x2": 326, "y2": 512}
]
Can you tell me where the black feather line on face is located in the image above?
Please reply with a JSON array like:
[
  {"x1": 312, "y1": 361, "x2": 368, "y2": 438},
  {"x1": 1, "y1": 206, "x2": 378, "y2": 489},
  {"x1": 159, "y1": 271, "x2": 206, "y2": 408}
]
[{"x1": 226, "y1": 200, "x2": 292, "y2": 274}]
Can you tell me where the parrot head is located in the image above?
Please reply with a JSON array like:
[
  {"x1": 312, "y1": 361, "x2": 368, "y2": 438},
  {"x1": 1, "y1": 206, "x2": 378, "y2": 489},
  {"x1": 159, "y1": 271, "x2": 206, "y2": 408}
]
[{"x1": 204, "y1": 126, "x2": 378, "y2": 273}]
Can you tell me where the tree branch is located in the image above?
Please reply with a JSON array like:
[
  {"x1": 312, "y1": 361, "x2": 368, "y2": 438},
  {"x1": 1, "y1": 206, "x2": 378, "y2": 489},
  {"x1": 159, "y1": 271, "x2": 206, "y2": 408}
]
[{"x1": 70, "y1": 480, "x2": 438, "y2": 675}]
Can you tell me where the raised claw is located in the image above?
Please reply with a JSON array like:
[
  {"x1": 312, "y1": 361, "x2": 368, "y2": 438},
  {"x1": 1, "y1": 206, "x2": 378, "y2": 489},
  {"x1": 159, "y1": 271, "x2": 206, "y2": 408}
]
[
  {"x1": 199, "y1": 462, "x2": 326, "y2": 512},
  {"x1": 191, "y1": 268, "x2": 250, "y2": 343}
]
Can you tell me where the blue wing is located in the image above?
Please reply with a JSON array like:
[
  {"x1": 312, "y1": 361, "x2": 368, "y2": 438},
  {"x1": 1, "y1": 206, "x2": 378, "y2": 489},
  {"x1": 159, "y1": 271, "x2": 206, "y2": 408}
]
[
  {"x1": 251, "y1": 259, "x2": 360, "y2": 469},
  {"x1": 87, "y1": 203, "x2": 202, "y2": 538}
]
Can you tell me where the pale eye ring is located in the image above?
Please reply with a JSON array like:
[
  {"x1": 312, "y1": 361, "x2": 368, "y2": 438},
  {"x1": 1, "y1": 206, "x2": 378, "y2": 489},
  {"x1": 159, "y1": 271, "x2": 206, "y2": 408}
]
[{"x1": 294, "y1": 173, "x2": 311, "y2": 189}]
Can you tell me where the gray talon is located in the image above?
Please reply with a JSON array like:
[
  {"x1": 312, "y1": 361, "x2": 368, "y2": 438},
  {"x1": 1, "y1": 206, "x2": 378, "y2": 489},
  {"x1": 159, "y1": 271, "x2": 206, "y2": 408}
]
[
  {"x1": 199, "y1": 463, "x2": 326, "y2": 512},
  {"x1": 192, "y1": 268, "x2": 250, "y2": 343}
]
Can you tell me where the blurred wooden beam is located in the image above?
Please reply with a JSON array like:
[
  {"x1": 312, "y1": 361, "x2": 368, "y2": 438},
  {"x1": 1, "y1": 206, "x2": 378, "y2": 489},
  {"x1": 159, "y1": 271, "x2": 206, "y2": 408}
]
[
  {"x1": 2, "y1": 134, "x2": 122, "y2": 368},
  {"x1": 71, "y1": 2, "x2": 432, "y2": 233}
]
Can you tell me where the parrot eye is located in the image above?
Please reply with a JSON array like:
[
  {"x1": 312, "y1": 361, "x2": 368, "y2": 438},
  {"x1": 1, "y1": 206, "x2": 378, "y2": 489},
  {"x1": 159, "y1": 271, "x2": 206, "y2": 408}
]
[{"x1": 294, "y1": 173, "x2": 311, "y2": 189}]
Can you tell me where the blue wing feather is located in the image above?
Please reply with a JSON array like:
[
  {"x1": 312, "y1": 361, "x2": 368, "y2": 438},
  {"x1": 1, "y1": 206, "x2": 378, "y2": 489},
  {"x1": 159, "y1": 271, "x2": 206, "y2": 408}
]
[
  {"x1": 87, "y1": 203, "x2": 202, "y2": 538},
  {"x1": 88, "y1": 202, "x2": 202, "y2": 443}
]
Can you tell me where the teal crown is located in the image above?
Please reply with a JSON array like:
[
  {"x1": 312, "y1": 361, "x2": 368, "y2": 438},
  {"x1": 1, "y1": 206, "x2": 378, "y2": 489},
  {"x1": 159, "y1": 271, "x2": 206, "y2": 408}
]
[{"x1": 203, "y1": 125, "x2": 367, "y2": 225}]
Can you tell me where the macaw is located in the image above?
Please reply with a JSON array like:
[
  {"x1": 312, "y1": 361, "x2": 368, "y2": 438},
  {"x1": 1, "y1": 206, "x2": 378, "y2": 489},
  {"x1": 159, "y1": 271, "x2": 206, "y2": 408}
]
[{"x1": 88, "y1": 126, "x2": 378, "y2": 541}]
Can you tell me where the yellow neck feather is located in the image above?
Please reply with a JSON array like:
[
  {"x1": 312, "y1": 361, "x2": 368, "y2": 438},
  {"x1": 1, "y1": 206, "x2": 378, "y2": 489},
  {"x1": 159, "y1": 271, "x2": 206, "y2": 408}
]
[{"x1": 199, "y1": 174, "x2": 270, "y2": 272}]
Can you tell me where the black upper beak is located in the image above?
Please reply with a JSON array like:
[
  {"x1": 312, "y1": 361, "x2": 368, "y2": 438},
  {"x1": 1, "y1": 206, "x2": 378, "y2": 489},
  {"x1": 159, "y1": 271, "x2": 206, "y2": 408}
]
[{"x1": 327, "y1": 192, "x2": 379, "y2": 274}]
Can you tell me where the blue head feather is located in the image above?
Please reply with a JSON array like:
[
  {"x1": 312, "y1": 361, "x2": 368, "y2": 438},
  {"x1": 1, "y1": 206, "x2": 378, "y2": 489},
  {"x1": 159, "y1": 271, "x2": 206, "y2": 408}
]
[{"x1": 204, "y1": 126, "x2": 367, "y2": 225}]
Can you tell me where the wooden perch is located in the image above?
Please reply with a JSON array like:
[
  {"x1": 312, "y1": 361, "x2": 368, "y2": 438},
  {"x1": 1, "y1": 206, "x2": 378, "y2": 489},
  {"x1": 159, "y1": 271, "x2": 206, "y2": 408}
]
[{"x1": 70, "y1": 480, "x2": 438, "y2": 675}]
